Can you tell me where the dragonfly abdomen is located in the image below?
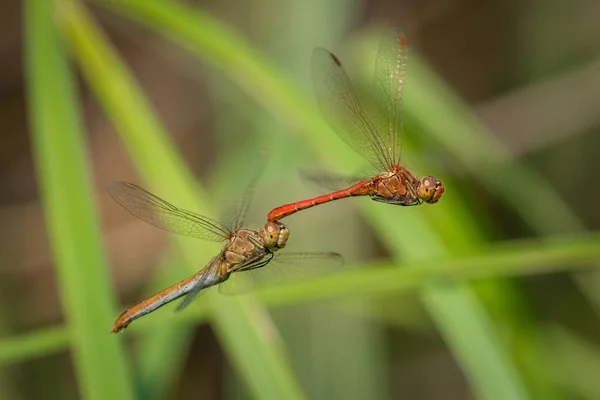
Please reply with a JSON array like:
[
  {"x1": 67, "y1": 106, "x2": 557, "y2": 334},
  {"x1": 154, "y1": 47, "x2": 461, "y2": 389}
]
[
  {"x1": 110, "y1": 269, "x2": 213, "y2": 333},
  {"x1": 267, "y1": 179, "x2": 372, "y2": 221}
]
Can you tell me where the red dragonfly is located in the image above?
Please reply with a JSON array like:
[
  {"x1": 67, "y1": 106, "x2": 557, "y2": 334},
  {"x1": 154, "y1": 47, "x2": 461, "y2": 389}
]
[
  {"x1": 108, "y1": 181, "x2": 342, "y2": 333},
  {"x1": 268, "y1": 30, "x2": 444, "y2": 222}
]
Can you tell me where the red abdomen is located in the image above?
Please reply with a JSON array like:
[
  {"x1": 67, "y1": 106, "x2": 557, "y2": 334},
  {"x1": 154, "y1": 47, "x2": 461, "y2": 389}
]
[{"x1": 267, "y1": 179, "x2": 372, "y2": 221}]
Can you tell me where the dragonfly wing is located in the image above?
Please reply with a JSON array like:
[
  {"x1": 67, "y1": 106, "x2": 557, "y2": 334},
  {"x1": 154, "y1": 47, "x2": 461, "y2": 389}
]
[
  {"x1": 311, "y1": 47, "x2": 391, "y2": 171},
  {"x1": 373, "y1": 29, "x2": 409, "y2": 167},
  {"x1": 230, "y1": 157, "x2": 266, "y2": 231},
  {"x1": 174, "y1": 284, "x2": 208, "y2": 312},
  {"x1": 217, "y1": 253, "x2": 274, "y2": 295},
  {"x1": 175, "y1": 257, "x2": 223, "y2": 312},
  {"x1": 219, "y1": 252, "x2": 344, "y2": 295},
  {"x1": 220, "y1": 153, "x2": 270, "y2": 232},
  {"x1": 108, "y1": 181, "x2": 230, "y2": 242},
  {"x1": 230, "y1": 184, "x2": 253, "y2": 233},
  {"x1": 301, "y1": 170, "x2": 369, "y2": 191}
]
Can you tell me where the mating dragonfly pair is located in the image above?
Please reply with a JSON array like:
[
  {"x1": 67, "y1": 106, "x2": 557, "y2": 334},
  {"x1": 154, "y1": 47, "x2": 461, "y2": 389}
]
[{"x1": 110, "y1": 29, "x2": 445, "y2": 333}]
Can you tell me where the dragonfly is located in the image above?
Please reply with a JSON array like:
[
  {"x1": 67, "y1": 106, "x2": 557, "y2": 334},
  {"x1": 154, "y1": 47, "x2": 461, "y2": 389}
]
[
  {"x1": 108, "y1": 181, "x2": 342, "y2": 333},
  {"x1": 268, "y1": 30, "x2": 444, "y2": 222}
]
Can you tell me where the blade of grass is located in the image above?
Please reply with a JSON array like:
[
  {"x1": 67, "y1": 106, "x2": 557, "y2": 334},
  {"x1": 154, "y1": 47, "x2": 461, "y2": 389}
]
[
  {"x1": 59, "y1": 2, "x2": 306, "y2": 399},
  {"x1": 137, "y1": 325, "x2": 195, "y2": 400},
  {"x1": 24, "y1": 0, "x2": 135, "y2": 399},
  {"x1": 3, "y1": 230, "x2": 599, "y2": 367},
  {"x1": 0, "y1": 326, "x2": 69, "y2": 366}
]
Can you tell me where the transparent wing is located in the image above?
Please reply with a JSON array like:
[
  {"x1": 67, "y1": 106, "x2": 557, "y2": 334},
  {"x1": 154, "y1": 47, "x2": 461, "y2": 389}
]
[
  {"x1": 216, "y1": 252, "x2": 274, "y2": 295},
  {"x1": 108, "y1": 181, "x2": 230, "y2": 242},
  {"x1": 221, "y1": 152, "x2": 269, "y2": 232},
  {"x1": 220, "y1": 182, "x2": 254, "y2": 234},
  {"x1": 230, "y1": 157, "x2": 266, "y2": 231},
  {"x1": 301, "y1": 170, "x2": 369, "y2": 192},
  {"x1": 230, "y1": 184, "x2": 254, "y2": 233},
  {"x1": 218, "y1": 252, "x2": 344, "y2": 295},
  {"x1": 175, "y1": 256, "x2": 223, "y2": 312},
  {"x1": 174, "y1": 280, "x2": 210, "y2": 312},
  {"x1": 373, "y1": 29, "x2": 409, "y2": 166},
  {"x1": 311, "y1": 47, "x2": 392, "y2": 171}
]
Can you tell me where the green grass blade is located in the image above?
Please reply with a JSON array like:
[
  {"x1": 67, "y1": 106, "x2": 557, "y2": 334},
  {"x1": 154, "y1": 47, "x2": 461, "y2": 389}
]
[
  {"x1": 3, "y1": 231, "x2": 599, "y2": 367},
  {"x1": 424, "y1": 286, "x2": 528, "y2": 399},
  {"x1": 24, "y1": 1, "x2": 135, "y2": 399},
  {"x1": 59, "y1": 2, "x2": 306, "y2": 399},
  {"x1": 0, "y1": 326, "x2": 68, "y2": 366},
  {"x1": 137, "y1": 327, "x2": 195, "y2": 400}
]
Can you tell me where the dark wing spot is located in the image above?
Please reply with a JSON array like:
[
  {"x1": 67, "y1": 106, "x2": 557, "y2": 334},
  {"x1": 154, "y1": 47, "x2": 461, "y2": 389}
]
[{"x1": 330, "y1": 53, "x2": 342, "y2": 67}]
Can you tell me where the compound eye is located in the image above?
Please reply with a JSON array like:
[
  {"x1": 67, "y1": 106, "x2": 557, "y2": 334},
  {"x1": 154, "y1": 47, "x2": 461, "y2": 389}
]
[
  {"x1": 261, "y1": 221, "x2": 281, "y2": 248},
  {"x1": 418, "y1": 176, "x2": 444, "y2": 203},
  {"x1": 277, "y1": 226, "x2": 290, "y2": 249}
]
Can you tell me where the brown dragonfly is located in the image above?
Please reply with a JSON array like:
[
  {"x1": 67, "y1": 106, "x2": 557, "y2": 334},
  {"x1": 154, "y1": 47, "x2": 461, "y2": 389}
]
[
  {"x1": 108, "y1": 181, "x2": 342, "y2": 333},
  {"x1": 268, "y1": 30, "x2": 444, "y2": 222}
]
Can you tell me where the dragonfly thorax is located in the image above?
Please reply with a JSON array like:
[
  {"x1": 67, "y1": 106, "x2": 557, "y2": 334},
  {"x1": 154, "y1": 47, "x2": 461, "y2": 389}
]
[
  {"x1": 367, "y1": 168, "x2": 421, "y2": 206},
  {"x1": 223, "y1": 232, "x2": 258, "y2": 265}
]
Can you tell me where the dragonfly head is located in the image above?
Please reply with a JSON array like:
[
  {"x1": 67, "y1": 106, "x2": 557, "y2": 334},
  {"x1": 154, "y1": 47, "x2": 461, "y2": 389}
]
[
  {"x1": 417, "y1": 176, "x2": 444, "y2": 204},
  {"x1": 261, "y1": 221, "x2": 290, "y2": 251}
]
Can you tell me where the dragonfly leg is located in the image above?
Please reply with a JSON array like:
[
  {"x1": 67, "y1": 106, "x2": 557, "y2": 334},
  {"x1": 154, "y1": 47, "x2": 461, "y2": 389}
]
[{"x1": 230, "y1": 252, "x2": 274, "y2": 273}]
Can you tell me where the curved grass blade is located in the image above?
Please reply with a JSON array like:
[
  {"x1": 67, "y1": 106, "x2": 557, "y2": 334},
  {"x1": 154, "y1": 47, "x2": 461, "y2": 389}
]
[
  {"x1": 0, "y1": 326, "x2": 68, "y2": 366},
  {"x1": 25, "y1": 0, "x2": 135, "y2": 398}
]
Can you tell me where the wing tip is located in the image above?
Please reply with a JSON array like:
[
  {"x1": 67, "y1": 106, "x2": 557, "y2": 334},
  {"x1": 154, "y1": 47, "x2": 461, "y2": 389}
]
[
  {"x1": 329, "y1": 52, "x2": 342, "y2": 67},
  {"x1": 105, "y1": 180, "x2": 138, "y2": 197}
]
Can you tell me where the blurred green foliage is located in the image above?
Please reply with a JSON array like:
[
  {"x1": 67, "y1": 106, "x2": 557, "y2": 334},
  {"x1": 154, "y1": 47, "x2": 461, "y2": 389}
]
[{"x1": 6, "y1": 0, "x2": 599, "y2": 399}]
